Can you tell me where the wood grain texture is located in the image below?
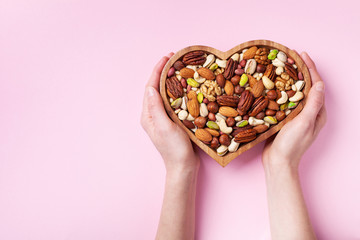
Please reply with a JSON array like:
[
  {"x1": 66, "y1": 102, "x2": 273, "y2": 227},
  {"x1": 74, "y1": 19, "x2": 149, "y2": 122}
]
[{"x1": 160, "y1": 40, "x2": 311, "y2": 167}]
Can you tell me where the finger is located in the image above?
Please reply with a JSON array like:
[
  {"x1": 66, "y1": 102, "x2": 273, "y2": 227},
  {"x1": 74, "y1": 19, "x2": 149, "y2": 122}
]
[
  {"x1": 301, "y1": 52, "x2": 322, "y2": 85},
  {"x1": 300, "y1": 81, "x2": 325, "y2": 120},
  {"x1": 314, "y1": 106, "x2": 327, "y2": 135},
  {"x1": 144, "y1": 86, "x2": 172, "y2": 127},
  {"x1": 146, "y1": 53, "x2": 174, "y2": 91}
]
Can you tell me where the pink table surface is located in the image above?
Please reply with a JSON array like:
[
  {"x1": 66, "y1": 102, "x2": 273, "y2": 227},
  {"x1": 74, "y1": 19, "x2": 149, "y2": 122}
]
[{"x1": 1, "y1": 0, "x2": 359, "y2": 239}]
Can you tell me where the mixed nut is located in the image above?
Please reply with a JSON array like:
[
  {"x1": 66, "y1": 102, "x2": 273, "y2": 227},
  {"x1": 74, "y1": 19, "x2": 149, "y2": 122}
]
[{"x1": 166, "y1": 46, "x2": 305, "y2": 156}]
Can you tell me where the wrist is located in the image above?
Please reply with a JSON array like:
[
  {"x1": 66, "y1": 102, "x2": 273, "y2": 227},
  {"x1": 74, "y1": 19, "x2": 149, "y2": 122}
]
[{"x1": 263, "y1": 159, "x2": 299, "y2": 179}]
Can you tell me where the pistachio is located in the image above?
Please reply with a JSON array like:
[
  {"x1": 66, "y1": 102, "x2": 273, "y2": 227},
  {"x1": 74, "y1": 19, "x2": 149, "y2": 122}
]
[
  {"x1": 268, "y1": 49, "x2": 278, "y2": 60},
  {"x1": 264, "y1": 116, "x2": 277, "y2": 124},
  {"x1": 288, "y1": 101, "x2": 297, "y2": 109},
  {"x1": 206, "y1": 121, "x2": 219, "y2": 130},
  {"x1": 234, "y1": 116, "x2": 242, "y2": 122},
  {"x1": 197, "y1": 92, "x2": 204, "y2": 103},
  {"x1": 280, "y1": 103, "x2": 288, "y2": 111},
  {"x1": 236, "y1": 120, "x2": 248, "y2": 127},
  {"x1": 244, "y1": 59, "x2": 257, "y2": 75},
  {"x1": 187, "y1": 78, "x2": 200, "y2": 88},
  {"x1": 217, "y1": 145, "x2": 228, "y2": 156},
  {"x1": 171, "y1": 98, "x2": 182, "y2": 109},
  {"x1": 209, "y1": 63, "x2": 218, "y2": 71},
  {"x1": 203, "y1": 54, "x2": 215, "y2": 68},
  {"x1": 240, "y1": 74, "x2": 248, "y2": 87}
]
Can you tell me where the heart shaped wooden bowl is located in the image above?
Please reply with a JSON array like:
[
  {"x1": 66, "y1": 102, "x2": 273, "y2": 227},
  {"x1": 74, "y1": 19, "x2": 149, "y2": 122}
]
[{"x1": 160, "y1": 40, "x2": 311, "y2": 167}]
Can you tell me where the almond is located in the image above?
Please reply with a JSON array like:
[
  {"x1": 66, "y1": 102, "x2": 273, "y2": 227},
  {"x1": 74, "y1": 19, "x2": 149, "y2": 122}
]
[
  {"x1": 187, "y1": 91, "x2": 200, "y2": 117},
  {"x1": 268, "y1": 100, "x2": 279, "y2": 110},
  {"x1": 219, "y1": 106, "x2": 239, "y2": 117},
  {"x1": 253, "y1": 124, "x2": 269, "y2": 134},
  {"x1": 205, "y1": 128, "x2": 220, "y2": 137},
  {"x1": 248, "y1": 74, "x2": 257, "y2": 88},
  {"x1": 197, "y1": 67, "x2": 215, "y2": 80},
  {"x1": 243, "y1": 46, "x2": 258, "y2": 60},
  {"x1": 224, "y1": 80, "x2": 234, "y2": 96},
  {"x1": 251, "y1": 80, "x2": 265, "y2": 98},
  {"x1": 180, "y1": 68, "x2": 195, "y2": 79},
  {"x1": 195, "y1": 129, "x2": 212, "y2": 142}
]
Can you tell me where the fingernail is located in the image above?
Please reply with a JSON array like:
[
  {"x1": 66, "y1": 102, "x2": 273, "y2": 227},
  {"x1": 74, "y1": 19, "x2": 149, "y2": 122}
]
[
  {"x1": 147, "y1": 87, "x2": 155, "y2": 97},
  {"x1": 316, "y1": 82, "x2": 324, "y2": 92}
]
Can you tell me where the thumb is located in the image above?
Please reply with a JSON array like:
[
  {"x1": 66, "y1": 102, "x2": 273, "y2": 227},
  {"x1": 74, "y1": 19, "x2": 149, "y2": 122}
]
[
  {"x1": 145, "y1": 86, "x2": 172, "y2": 127},
  {"x1": 300, "y1": 81, "x2": 325, "y2": 120}
]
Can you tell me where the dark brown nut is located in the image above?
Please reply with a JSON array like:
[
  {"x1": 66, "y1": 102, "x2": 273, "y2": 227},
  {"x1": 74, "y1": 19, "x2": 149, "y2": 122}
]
[
  {"x1": 173, "y1": 60, "x2": 185, "y2": 71},
  {"x1": 235, "y1": 68, "x2": 245, "y2": 75},
  {"x1": 265, "y1": 109, "x2": 276, "y2": 116},
  {"x1": 285, "y1": 62, "x2": 298, "y2": 80},
  {"x1": 187, "y1": 85, "x2": 191, "y2": 93},
  {"x1": 226, "y1": 117, "x2": 236, "y2": 127},
  {"x1": 207, "y1": 102, "x2": 219, "y2": 113},
  {"x1": 254, "y1": 48, "x2": 271, "y2": 65},
  {"x1": 266, "y1": 89, "x2": 277, "y2": 100},
  {"x1": 286, "y1": 90, "x2": 296, "y2": 98},
  {"x1": 240, "y1": 59, "x2": 246, "y2": 68},
  {"x1": 166, "y1": 76, "x2": 183, "y2": 99},
  {"x1": 248, "y1": 96, "x2": 269, "y2": 117},
  {"x1": 256, "y1": 64, "x2": 266, "y2": 73},
  {"x1": 182, "y1": 51, "x2": 206, "y2": 65},
  {"x1": 251, "y1": 80, "x2": 265, "y2": 98},
  {"x1": 276, "y1": 89, "x2": 282, "y2": 101},
  {"x1": 231, "y1": 75, "x2": 240, "y2": 85},
  {"x1": 234, "y1": 129, "x2": 257, "y2": 143},
  {"x1": 208, "y1": 112, "x2": 216, "y2": 121},
  {"x1": 216, "y1": 74, "x2": 226, "y2": 88},
  {"x1": 276, "y1": 111, "x2": 286, "y2": 121},
  {"x1": 255, "y1": 111, "x2": 265, "y2": 119},
  {"x1": 180, "y1": 78, "x2": 187, "y2": 88},
  {"x1": 264, "y1": 64, "x2": 276, "y2": 81},
  {"x1": 268, "y1": 100, "x2": 279, "y2": 110},
  {"x1": 234, "y1": 85, "x2": 244, "y2": 95},
  {"x1": 224, "y1": 58, "x2": 237, "y2": 79},
  {"x1": 242, "y1": 114, "x2": 249, "y2": 120},
  {"x1": 253, "y1": 124, "x2": 269, "y2": 134},
  {"x1": 194, "y1": 116, "x2": 206, "y2": 128},
  {"x1": 231, "y1": 125, "x2": 253, "y2": 137},
  {"x1": 217, "y1": 95, "x2": 240, "y2": 107},
  {"x1": 237, "y1": 90, "x2": 254, "y2": 115},
  {"x1": 203, "y1": 98, "x2": 209, "y2": 104},
  {"x1": 183, "y1": 120, "x2": 195, "y2": 129},
  {"x1": 210, "y1": 137, "x2": 220, "y2": 149},
  {"x1": 219, "y1": 134, "x2": 231, "y2": 146}
]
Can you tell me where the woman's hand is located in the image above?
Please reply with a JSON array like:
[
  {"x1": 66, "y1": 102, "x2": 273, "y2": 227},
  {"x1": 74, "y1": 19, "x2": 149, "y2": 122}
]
[
  {"x1": 141, "y1": 54, "x2": 199, "y2": 173},
  {"x1": 262, "y1": 52, "x2": 327, "y2": 170}
]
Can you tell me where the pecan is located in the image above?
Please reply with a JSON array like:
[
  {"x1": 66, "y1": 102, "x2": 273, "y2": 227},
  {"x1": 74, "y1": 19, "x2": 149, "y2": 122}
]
[
  {"x1": 231, "y1": 125, "x2": 253, "y2": 137},
  {"x1": 254, "y1": 48, "x2": 271, "y2": 65},
  {"x1": 182, "y1": 51, "x2": 206, "y2": 65},
  {"x1": 264, "y1": 64, "x2": 276, "y2": 81},
  {"x1": 217, "y1": 95, "x2": 240, "y2": 107},
  {"x1": 237, "y1": 90, "x2": 254, "y2": 115},
  {"x1": 223, "y1": 58, "x2": 237, "y2": 79},
  {"x1": 166, "y1": 76, "x2": 183, "y2": 99},
  {"x1": 248, "y1": 96, "x2": 269, "y2": 117},
  {"x1": 234, "y1": 129, "x2": 257, "y2": 143},
  {"x1": 285, "y1": 62, "x2": 298, "y2": 80}
]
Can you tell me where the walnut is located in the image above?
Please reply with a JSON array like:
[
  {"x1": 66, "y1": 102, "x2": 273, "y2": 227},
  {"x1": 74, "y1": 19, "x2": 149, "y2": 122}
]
[
  {"x1": 254, "y1": 48, "x2": 271, "y2": 65},
  {"x1": 200, "y1": 80, "x2": 221, "y2": 102},
  {"x1": 275, "y1": 72, "x2": 294, "y2": 91}
]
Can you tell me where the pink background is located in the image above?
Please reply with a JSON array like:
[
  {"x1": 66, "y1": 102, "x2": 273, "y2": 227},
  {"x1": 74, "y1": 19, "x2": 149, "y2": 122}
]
[{"x1": 1, "y1": 0, "x2": 359, "y2": 239}]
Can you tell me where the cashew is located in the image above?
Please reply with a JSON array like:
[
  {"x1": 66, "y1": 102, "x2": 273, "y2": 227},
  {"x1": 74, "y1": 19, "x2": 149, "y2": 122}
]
[
  {"x1": 200, "y1": 103, "x2": 208, "y2": 117},
  {"x1": 217, "y1": 145, "x2": 228, "y2": 156},
  {"x1": 174, "y1": 109, "x2": 181, "y2": 114},
  {"x1": 275, "y1": 66, "x2": 284, "y2": 75},
  {"x1": 262, "y1": 76, "x2": 275, "y2": 90},
  {"x1": 203, "y1": 54, "x2": 215, "y2": 68},
  {"x1": 176, "y1": 74, "x2": 182, "y2": 80},
  {"x1": 277, "y1": 51, "x2": 287, "y2": 62},
  {"x1": 295, "y1": 80, "x2": 305, "y2": 91},
  {"x1": 228, "y1": 139, "x2": 240, "y2": 152},
  {"x1": 289, "y1": 91, "x2": 304, "y2": 102},
  {"x1": 285, "y1": 109, "x2": 291, "y2": 115},
  {"x1": 240, "y1": 53, "x2": 244, "y2": 61},
  {"x1": 231, "y1": 53, "x2": 240, "y2": 62},
  {"x1": 235, "y1": 116, "x2": 242, "y2": 122},
  {"x1": 181, "y1": 97, "x2": 188, "y2": 110},
  {"x1": 178, "y1": 110, "x2": 188, "y2": 120},
  {"x1": 219, "y1": 119, "x2": 232, "y2": 134},
  {"x1": 248, "y1": 117, "x2": 264, "y2": 126},
  {"x1": 272, "y1": 58, "x2": 285, "y2": 67},
  {"x1": 293, "y1": 64, "x2": 297, "y2": 69},
  {"x1": 186, "y1": 65, "x2": 197, "y2": 71},
  {"x1": 194, "y1": 71, "x2": 206, "y2": 83},
  {"x1": 292, "y1": 84, "x2": 297, "y2": 91},
  {"x1": 186, "y1": 114, "x2": 195, "y2": 121},
  {"x1": 215, "y1": 113, "x2": 226, "y2": 122},
  {"x1": 215, "y1": 59, "x2": 227, "y2": 68},
  {"x1": 277, "y1": 91, "x2": 288, "y2": 105}
]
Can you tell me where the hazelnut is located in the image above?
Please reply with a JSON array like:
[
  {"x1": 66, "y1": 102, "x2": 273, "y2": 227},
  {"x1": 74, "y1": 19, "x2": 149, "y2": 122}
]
[
  {"x1": 276, "y1": 89, "x2": 282, "y2": 101},
  {"x1": 203, "y1": 98, "x2": 209, "y2": 104},
  {"x1": 256, "y1": 64, "x2": 266, "y2": 73},
  {"x1": 255, "y1": 111, "x2": 265, "y2": 119},
  {"x1": 286, "y1": 90, "x2": 296, "y2": 98},
  {"x1": 210, "y1": 137, "x2": 220, "y2": 149},
  {"x1": 234, "y1": 85, "x2": 244, "y2": 95},
  {"x1": 231, "y1": 75, "x2": 240, "y2": 85},
  {"x1": 265, "y1": 109, "x2": 276, "y2": 116},
  {"x1": 207, "y1": 102, "x2": 219, "y2": 114},
  {"x1": 276, "y1": 111, "x2": 286, "y2": 121},
  {"x1": 219, "y1": 134, "x2": 231, "y2": 146},
  {"x1": 216, "y1": 74, "x2": 226, "y2": 88},
  {"x1": 194, "y1": 116, "x2": 206, "y2": 128},
  {"x1": 208, "y1": 112, "x2": 216, "y2": 121},
  {"x1": 226, "y1": 117, "x2": 236, "y2": 127},
  {"x1": 267, "y1": 90, "x2": 277, "y2": 100},
  {"x1": 243, "y1": 115, "x2": 249, "y2": 120}
]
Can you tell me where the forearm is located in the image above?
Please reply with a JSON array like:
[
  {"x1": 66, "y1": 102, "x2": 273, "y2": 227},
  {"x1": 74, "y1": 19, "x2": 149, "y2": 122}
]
[
  {"x1": 155, "y1": 164, "x2": 199, "y2": 240},
  {"x1": 264, "y1": 161, "x2": 316, "y2": 240}
]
